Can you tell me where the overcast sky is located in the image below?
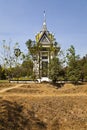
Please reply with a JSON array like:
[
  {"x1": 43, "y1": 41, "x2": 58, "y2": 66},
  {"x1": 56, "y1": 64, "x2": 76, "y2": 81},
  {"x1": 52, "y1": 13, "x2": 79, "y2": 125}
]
[{"x1": 0, "y1": 0, "x2": 87, "y2": 57}]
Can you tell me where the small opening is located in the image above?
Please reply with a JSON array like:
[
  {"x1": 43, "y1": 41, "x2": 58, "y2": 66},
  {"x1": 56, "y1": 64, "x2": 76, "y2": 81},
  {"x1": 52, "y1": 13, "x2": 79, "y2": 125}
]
[{"x1": 42, "y1": 56, "x2": 48, "y2": 59}]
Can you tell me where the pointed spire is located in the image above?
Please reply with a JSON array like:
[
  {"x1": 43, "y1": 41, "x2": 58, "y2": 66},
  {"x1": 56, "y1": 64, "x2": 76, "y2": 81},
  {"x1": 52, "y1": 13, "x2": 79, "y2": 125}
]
[
  {"x1": 44, "y1": 10, "x2": 46, "y2": 22},
  {"x1": 42, "y1": 11, "x2": 47, "y2": 31}
]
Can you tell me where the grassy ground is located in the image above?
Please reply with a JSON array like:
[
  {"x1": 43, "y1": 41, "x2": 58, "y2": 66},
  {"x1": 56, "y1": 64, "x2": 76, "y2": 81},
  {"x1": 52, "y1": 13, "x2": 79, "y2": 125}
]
[
  {"x1": 0, "y1": 80, "x2": 9, "y2": 83},
  {"x1": 0, "y1": 83, "x2": 87, "y2": 130}
]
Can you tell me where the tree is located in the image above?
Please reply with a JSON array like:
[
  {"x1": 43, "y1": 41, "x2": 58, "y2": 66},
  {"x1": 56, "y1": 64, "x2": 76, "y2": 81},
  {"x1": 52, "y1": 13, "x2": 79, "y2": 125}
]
[
  {"x1": 79, "y1": 55, "x2": 87, "y2": 82},
  {"x1": 49, "y1": 57, "x2": 62, "y2": 83},
  {"x1": 0, "y1": 65, "x2": 6, "y2": 80},
  {"x1": 25, "y1": 39, "x2": 38, "y2": 57},
  {"x1": 12, "y1": 43, "x2": 22, "y2": 80},
  {"x1": 0, "y1": 40, "x2": 16, "y2": 79},
  {"x1": 25, "y1": 39, "x2": 42, "y2": 79},
  {"x1": 14, "y1": 43, "x2": 22, "y2": 66},
  {"x1": 66, "y1": 45, "x2": 81, "y2": 84},
  {"x1": 21, "y1": 59, "x2": 33, "y2": 77},
  {"x1": 0, "y1": 40, "x2": 13, "y2": 68}
]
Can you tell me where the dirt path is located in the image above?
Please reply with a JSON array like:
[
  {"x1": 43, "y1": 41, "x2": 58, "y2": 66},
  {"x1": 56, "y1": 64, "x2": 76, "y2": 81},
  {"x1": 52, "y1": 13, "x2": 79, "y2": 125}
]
[
  {"x1": 0, "y1": 84, "x2": 23, "y2": 93},
  {"x1": 0, "y1": 83, "x2": 87, "y2": 97},
  {"x1": 4, "y1": 93, "x2": 87, "y2": 98}
]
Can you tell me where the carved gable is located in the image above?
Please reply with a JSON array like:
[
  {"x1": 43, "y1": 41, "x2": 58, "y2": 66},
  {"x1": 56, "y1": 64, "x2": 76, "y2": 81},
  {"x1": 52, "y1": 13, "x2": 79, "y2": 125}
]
[{"x1": 39, "y1": 33, "x2": 50, "y2": 44}]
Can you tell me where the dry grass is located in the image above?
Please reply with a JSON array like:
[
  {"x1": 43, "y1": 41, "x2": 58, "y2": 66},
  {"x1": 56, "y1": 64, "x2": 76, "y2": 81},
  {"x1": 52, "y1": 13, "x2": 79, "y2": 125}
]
[
  {"x1": 0, "y1": 83, "x2": 15, "y2": 90},
  {"x1": 0, "y1": 83, "x2": 87, "y2": 130}
]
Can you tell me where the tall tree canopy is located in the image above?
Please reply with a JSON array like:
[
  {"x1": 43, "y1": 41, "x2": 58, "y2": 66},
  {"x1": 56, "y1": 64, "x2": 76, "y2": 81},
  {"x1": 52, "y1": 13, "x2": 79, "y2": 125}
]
[
  {"x1": 49, "y1": 57, "x2": 63, "y2": 83},
  {"x1": 66, "y1": 45, "x2": 81, "y2": 84}
]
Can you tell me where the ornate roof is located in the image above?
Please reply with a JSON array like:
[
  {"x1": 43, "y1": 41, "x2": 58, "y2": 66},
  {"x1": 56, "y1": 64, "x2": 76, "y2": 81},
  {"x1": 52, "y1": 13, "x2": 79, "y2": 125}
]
[{"x1": 35, "y1": 12, "x2": 55, "y2": 45}]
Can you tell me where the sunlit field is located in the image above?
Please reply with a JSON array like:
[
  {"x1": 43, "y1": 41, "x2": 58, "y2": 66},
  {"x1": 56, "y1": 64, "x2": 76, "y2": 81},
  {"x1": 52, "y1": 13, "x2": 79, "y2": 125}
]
[{"x1": 0, "y1": 82, "x2": 87, "y2": 130}]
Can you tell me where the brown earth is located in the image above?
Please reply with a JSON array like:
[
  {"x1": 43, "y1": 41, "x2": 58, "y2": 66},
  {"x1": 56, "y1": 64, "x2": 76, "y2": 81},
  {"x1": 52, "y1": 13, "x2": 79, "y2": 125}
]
[{"x1": 0, "y1": 83, "x2": 87, "y2": 130}]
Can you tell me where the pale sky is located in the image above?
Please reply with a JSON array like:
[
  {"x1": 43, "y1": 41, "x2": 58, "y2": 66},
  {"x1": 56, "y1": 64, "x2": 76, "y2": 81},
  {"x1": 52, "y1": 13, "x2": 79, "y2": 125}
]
[{"x1": 0, "y1": 0, "x2": 87, "y2": 57}]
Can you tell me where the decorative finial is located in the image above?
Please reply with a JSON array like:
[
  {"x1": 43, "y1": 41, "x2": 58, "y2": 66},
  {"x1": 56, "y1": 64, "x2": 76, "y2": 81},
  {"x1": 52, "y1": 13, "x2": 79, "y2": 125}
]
[
  {"x1": 42, "y1": 10, "x2": 47, "y2": 31},
  {"x1": 44, "y1": 10, "x2": 46, "y2": 22}
]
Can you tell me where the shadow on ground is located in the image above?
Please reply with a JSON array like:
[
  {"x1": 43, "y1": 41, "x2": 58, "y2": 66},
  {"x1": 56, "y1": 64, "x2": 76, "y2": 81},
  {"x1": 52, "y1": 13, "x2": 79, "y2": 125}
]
[
  {"x1": 0, "y1": 100, "x2": 47, "y2": 130},
  {"x1": 51, "y1": 83, "x2": 65, "y2": 89}
]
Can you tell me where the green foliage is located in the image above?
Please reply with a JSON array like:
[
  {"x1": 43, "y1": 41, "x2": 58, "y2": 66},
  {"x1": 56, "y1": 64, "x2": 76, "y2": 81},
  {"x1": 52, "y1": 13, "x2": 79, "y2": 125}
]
[
  {"x1": 25, "y1": 39, "x2": 39, "y2": 56},
  {"x1": 0, "y1": 66, "x2": 6, "y2": 80},
  {"x1": 79, "y1": 55, "x2": 87, "y2": 81},
  {"x1": 14, "y1": 48, "x2": 21, "y2": 57},
  {"x1": 49, "y1": 57, "x2": 62, "y2": 83},
  {"x1": 21, "y1": 59, "x2": 33, "y2": 77},
  {"x1": 50, "y1": 42, "x2": 60, "y2": 56},
  {"x1": 14, "y1": 44, "x2": 22, "y2": 65},
  {"x1": 1, "y1": 39, "x2": 87, "y2": 83},
  {"x1": 66, "y1": 45, "x2": 81, "y2": 84}
]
